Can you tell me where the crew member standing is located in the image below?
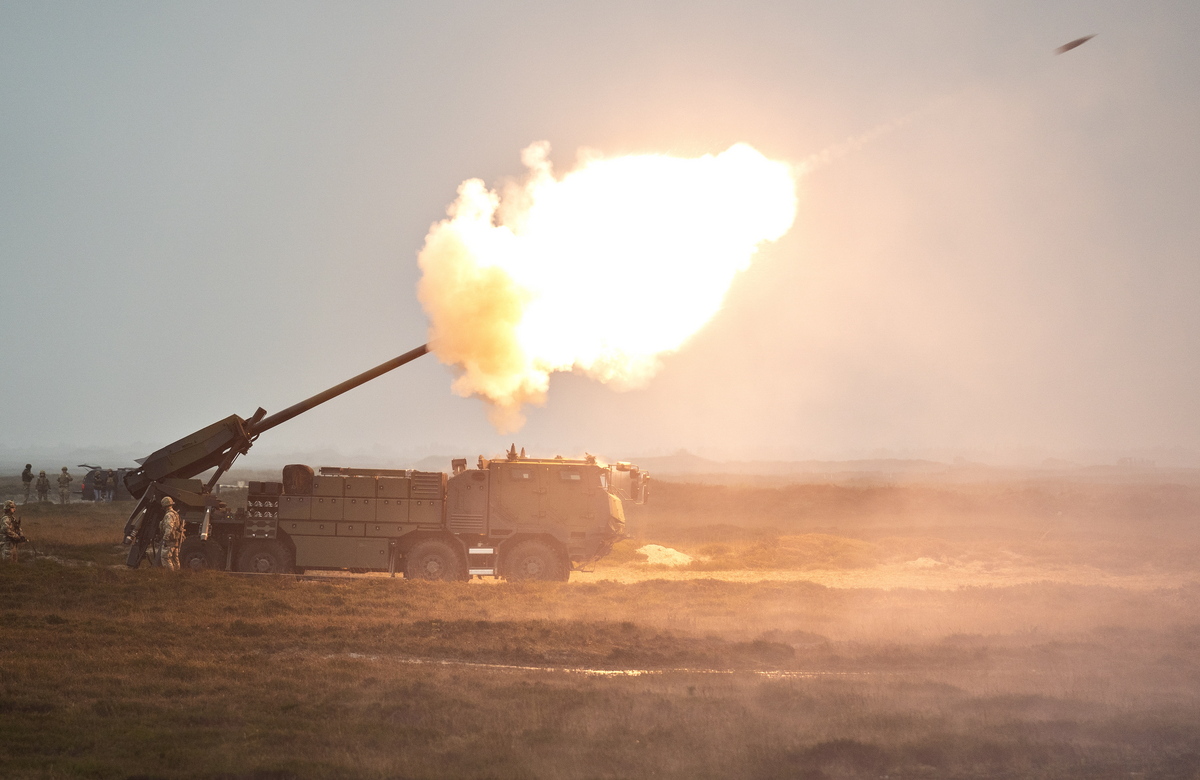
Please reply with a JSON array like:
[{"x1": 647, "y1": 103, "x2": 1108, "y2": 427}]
[
  {"x1": 1, "y1": 500, "x2": 26, "y2": 563},
  {"x1": 35, "y1": 471, "x2": 50, "y2": 503},
  {"x1": 57, "y1": 467, "x2": 72, "y2": 504},
  {"x1": 21, "y1": 465, "x2": 33, "y2": 504},
  {"x1": 158, "y1": 497, "x2": 183, "y2": 571}
]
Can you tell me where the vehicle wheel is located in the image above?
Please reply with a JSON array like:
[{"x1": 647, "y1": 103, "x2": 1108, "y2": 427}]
[
  {"x1": 180, "y1": 538, "x2": 224, "y2": 571},
  {"x1": 236, "y1": 540, "x2": 294, "y2": 574},
  {"x1": 404, "y1": 539, "x2": 465, "y2": 581},
  {"x1": 503, "y1": 540, "x2": 568, "y2": 582}
]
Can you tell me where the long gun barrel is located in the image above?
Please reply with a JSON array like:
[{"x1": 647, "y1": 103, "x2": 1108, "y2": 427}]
[
  {"x1": 124, "y1": 344, "x2": 429, "y2": 499},
  {"x1": 250, "y1": 344, "x2": 428, "y2": 435}
]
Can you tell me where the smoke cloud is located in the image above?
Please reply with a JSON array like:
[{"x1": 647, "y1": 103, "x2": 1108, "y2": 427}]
[{"x1": 417, "y1": 142, "x2": 797, "y2": 431}]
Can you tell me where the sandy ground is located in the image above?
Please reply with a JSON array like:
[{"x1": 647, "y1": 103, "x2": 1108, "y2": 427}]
[
  {"x1": 572, "y1": 561, "x2": 1199, "y2": 590},
  {"x1": 300, "y1": 561, "x2": 1196, "y2": 589}
]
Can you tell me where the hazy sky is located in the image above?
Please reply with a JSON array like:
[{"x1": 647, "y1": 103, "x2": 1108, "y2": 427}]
[{"x1": 2, "y1": 1, "x2": 1199, "y2": 466}]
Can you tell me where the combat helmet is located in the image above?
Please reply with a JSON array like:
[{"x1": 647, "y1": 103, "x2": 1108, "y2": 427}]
[
  {"x1": 161, "y1": 497, "x2": 174, "y2": 508},
  {"x1": 61, "y1": 466, "x2": 68, "y2": 472},
  {"x1": 3, "y1": 500, "x2": 14, "y2": 512},
  {"x1": 39, "y1": 470, "x2": 45, "y2": 477}
]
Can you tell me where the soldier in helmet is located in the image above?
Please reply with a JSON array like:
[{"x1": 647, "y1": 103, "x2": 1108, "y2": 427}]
[
  {"x1": 35, "y1": 471, "x2": 50, "y2": 503},
  {"x1": 57, "y1": 467, "x2": 72, "y2": 504},
  {"x1": 158, "y1": 497, "x2": 183, "y2": 571},
  {"x1": 21, "y1": 465, "x2": 33, "y2": 504},
  {"x1": 1, "y1": 500, "x2": 27, "y2": 563}
]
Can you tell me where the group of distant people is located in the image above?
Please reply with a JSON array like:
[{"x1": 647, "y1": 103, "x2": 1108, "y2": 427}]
[
  {"x1": 17, "y1": 465, "x2": 122, "y2": 504},
  {"x1": 88, "y1": 469, "x2": 121, "y2": 502},
  {"x1": 19, "y1": 464, "x2": 73, "y2": 504}
]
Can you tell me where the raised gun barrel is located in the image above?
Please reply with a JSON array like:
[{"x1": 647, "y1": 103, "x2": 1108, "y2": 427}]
[{"x1": 124, "y1": 344, "x2": 429, "y2": 500}]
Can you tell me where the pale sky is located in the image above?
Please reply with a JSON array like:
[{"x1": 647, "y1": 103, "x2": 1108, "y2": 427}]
[{"x1": 2, "y1": 1, "x2": 1199, "y2": 467}]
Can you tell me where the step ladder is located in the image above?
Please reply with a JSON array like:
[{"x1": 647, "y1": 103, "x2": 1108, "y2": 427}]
[{"x1": 468, "y1": 547, "x2": 498, "y2": 578}]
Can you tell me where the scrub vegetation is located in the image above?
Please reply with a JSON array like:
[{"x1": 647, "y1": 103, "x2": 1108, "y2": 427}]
[{"x1": 1, "y1": 477, "x2": 1199, "y2": 778}]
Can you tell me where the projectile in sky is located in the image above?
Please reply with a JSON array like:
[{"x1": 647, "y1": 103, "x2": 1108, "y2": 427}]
[{"x1": 1055, "y1": 34, "x2": 1096, "y2": 55}]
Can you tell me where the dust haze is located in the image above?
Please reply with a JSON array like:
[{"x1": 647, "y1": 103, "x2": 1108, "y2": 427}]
[{"x1": 3, "y1": 1, "x2": 1200, "y2": 778}]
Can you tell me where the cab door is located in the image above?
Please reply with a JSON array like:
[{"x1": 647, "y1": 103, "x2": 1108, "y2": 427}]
[
  {"x1": 544, "y1": 464, "x2": 592, "y2": 529},
  {"x1": 489, "y1": 463, "x2": 540, "y2": 531}
]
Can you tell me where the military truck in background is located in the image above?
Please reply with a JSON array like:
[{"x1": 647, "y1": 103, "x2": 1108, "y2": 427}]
[
  {"x1": 80, "y1": 466, "x2": 134, "y2": 501},
  {"x1": 121, "y1": 344, "x2": 648, "y2": 579}
]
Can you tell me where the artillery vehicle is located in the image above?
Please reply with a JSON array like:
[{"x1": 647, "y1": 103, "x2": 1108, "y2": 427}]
[{"x1": 121, "y1": 345, "x2": 647, "y2": 580}]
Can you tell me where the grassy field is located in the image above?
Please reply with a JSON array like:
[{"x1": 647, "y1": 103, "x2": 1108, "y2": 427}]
[{"x1": 2, "y1": 479, "x2": 1200, "y2": 778}]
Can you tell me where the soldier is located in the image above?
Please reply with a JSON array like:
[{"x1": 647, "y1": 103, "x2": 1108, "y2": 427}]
[
  {"x1": 35, "y1": 470, "x2": 50, "y2": 503},
  {"x1": 21, "y1": 464, "x2": 33, "y2": 504},
  {"x1": 106, "y1": 470, "x2": 118, "y2": 502},
  {"x1": 158, "y1": 497, "x2": 183, "y2": 571},
  {"x1": 57, "y1": 467, "x2": 72, "y2": 504},
  {"x1": 1, "y1": 500, "x2": 27, "y2": 563}
]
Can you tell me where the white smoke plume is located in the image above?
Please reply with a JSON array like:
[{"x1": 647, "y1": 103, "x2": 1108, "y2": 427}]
[{"x1": 417, "y1": 142, "x2": 797, "y2": 432}]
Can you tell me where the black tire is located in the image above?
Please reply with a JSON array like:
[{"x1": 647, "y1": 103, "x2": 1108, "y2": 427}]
[
  {"x1": 403, "y1": 539, "x2": 465, "y2": 581},
  {"x1": 236, "y1": 540, "x2": 294, "y2": 574},
  {"x1": 503, "y1": 540, "x2": 569, "y2": 582},
  {"x1": 180, "y1": 538, "x2": 224, "y2": 571}
]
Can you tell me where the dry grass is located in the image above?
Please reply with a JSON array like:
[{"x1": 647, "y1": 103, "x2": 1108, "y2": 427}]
[{"x1": 3, "y1": 478, "x2": 1200, "y2": 778}]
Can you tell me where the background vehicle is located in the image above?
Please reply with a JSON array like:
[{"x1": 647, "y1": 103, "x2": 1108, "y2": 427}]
[{"x1": 79, "y1": 466, "x2": 134, "y2": 501}]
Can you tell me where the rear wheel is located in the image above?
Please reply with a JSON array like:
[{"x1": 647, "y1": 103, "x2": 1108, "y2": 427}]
[
  {"x1": 180, "y1": 538, "x2": 224, "y2": 571},
  {"x1": 236, "y1": 540, "x2": 294, "y2": 574},
  {"x1": 503, "y1": 540, "x2": 569, "y2": 582},
  {"x1": 404, "y1": 539, "x2": 465, "y2": 581}
]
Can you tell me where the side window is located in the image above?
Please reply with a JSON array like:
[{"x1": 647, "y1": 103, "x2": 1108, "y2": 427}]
[
  {"x1": 559, "y1": 469, "x2": 582, "y2": 483},
  {"x1": 510, "y1": 469, "x2": 533, "y2": 482}
]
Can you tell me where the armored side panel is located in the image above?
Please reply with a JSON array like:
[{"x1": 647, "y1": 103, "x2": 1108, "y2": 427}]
[
  {"x1": 376, "y1": 498, "x2": 410, "y2": 523},
  {"x1": 410, "y1": 472, "x2": 445, "y2": 527},
  {"x1": 447, "y1": 469, "x2": 488, "y2": 534},
  {"x1": 312, "y1": 475, "x2": 345, "y2": 497},
  {"x1": 336, "y1": 522, "x2": 366, "y2": 537},
  {"x1": 311, "y1": 496, "x2": 343, "y2": 521},
  {"x1": 281, "y1": 520, "x2": 335, "y2": 536},
  {"x1": 292, "y1": 536, "x2": 389, "y2": 569},
  {"x1": 410, "y1": 499, "x2": 443, "y2": 526},
  {"x1": 377, "y1": 477, "x2": 410, "y2": 499},
  {"x1": 279, "y1": 495, "x2": 311, "y2": 521},
  {"x1": 489, "y1": 461, "x2": 540, "y2": 530},
  {"x1": 365, "y1": 521, "x2": 407, "y2": 537},
  {"x1": 344, "y1": 476, "x2": 376, "y2": 498},
  {"x1": 344, "y1": 496, "x2": 376, "y2": 523}
]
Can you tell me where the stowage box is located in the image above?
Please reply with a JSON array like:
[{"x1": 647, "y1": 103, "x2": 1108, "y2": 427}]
[
  {"x1": 312, "y1": 476, "x2": 345, "y2": 497},
  {"x1": 311, "y1": 496, "x2": 343, "y2": 521}
]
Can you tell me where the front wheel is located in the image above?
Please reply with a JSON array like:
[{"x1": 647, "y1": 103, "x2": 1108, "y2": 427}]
[
  {"x1": 180, "y1": 538, "x2": 224, "y2": 571},
  {"x1": 236, "y1": 540, "x2": 294, "y2": 574},
  {"x1": 403, "y1": 539, "x2": 465, "y2": 581},
  {"x1": 503, "y1": 540, "x2": 569, "y2": 582}
]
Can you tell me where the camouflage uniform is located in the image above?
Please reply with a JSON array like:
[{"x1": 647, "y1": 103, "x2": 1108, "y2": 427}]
[
  {"x1": 57, "y1": 468, "x2": 72, "y2": 504},
  {"x1": 158, "y1": 498, "x2": 183, "y2": 571},
  {"x1": 21, "y1": 465, "x2": 33, "y2": 504},
  {"x1": 35, "y1": 471, "x2": 50, "y2": 503},
  {"x1": 1, "y1": 501, "x2": 24, "y2": 563}
]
